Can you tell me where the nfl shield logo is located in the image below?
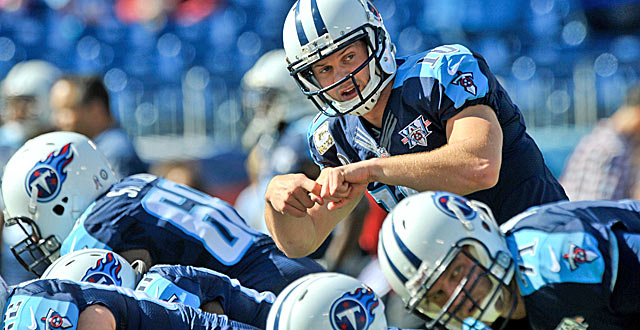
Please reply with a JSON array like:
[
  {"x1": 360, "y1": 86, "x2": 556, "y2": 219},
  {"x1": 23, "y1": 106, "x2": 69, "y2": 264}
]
[{"x1": 399, "y1": 115, "x2": 432, "y2": 149}]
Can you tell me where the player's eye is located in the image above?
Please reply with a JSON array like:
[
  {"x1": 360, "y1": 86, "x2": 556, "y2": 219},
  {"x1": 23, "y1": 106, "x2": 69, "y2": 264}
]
[
  {"x1": 451, "y1": 265, "x2": 463, "y2": 280},
  {"x1": 344, "y1": 53, "x2": 355, "y2": 62},
  {"x1": 428, "y1": 289, "x2": 446, "y2": 306},
  {"x1": 314, "y1": 65, "x2": 331, "y2": 75}
]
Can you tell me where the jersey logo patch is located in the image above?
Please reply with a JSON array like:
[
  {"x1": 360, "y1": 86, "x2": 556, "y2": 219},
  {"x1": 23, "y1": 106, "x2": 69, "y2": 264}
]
[
  {"x1": 562, "y1": 244, "x2": 598, "y2": 271},
  {"x1": 25, "y1": 143, "x2": 74, "y2": 202},
  {"x1": 433, "y1": 192, "x2": 476, "y2": 220},
  {"x1": 330, "y1": 287, "x2": 380, "y2": 330},
  {"x1": 554, "y1": 316, "x2": 588, "y2": 330},
  {"x1": 81, "y1": 251, "x2": 124, "y2": 286},
  {"x1": 40, "y1": 309, "x2": 73, "y2": 329},
  {"x1": 451, "y1": 71, "x2": 477, "y2": 96},
  {"x1": 399, "y1": 115, "x2": 432, "y2": 149},
  {"x1": 314, "y1": 121, "x2": 335, "y2": 155}
]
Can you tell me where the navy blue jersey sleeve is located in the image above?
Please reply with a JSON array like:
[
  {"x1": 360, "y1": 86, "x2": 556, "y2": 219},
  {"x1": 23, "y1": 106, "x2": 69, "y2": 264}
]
[
  {"x1": 307, "y1": 113, "x2": 341, "y2": 169},
  {"x1": 137, "y1": 265, "x2": 275, "y2": 329},
  {"x1": 2, "y1": 279, "x2": 260, "y2": 330}
]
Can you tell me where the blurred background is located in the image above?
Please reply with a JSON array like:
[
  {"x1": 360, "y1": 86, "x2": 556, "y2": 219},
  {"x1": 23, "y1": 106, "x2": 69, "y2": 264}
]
[
  {"x1": 1, "y1": 0, "x2": 639, "y2": 187},
  {"x1": 1, "y1": 0, "x2": 640, "y2": 320}
]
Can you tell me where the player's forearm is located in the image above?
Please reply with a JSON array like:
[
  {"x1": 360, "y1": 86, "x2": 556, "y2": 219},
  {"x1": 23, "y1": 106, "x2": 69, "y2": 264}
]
[
  {"x1": 264, "y1": 202, "x2": 320, "y2": 257},
  {"x1": 369, "y1": 141, "x2": 501, "y2": 195},
  {"x1": 265, "y1": 195, "x2": 361, "y2": 258}
]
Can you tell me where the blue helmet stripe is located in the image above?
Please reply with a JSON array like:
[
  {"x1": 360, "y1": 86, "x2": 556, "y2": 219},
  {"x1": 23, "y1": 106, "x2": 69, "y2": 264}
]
[
  {"x1": 294, "y1": 1, "x2": 310, "y2": 46},
  {"x1": 310, "y1": 0, "x2": 328, "y2": 38},
  {"x1": 380, "y1": 233, "x2": 408, "y2": 283},
  {"x1": 273, "y1": 277, "x2": 314, "y2": 330},
  {"x1": 392, "y1": 220, "x2": 422, "y2": 268}
]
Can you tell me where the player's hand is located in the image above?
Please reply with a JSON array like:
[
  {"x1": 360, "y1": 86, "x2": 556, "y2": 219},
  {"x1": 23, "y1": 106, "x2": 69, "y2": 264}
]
[
  {"x1": 265, "y1": 173, "x2": 324, "y2": 218},
  {"x1": 317, "y1": 166, "x2": 368, "y2": 210}
]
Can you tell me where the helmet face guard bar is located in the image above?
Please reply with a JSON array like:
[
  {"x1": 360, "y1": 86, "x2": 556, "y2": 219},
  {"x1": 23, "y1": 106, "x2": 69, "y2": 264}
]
[
  {"x1": 287, "y1": 24, "x2": 389, "y2": 117},
  {"x1": 406, "y1": 243, "x2": 515, "y2": 330},
  {"x1": 6, "y1": 216, "x2": 61, "y2": 276}
]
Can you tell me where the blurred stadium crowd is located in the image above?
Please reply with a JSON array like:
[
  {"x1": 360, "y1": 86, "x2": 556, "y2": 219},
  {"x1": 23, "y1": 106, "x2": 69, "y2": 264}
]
[{"x1": 1, "y1": 0, "x2": 640, "y2": 327}]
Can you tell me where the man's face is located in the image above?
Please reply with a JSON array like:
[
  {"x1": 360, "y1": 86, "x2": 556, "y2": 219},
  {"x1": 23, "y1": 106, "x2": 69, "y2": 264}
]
[
  {"x1": 310, "y1": 40, "x2": 371, "y2": 102},
  {"x1": 418, "y1": 248, "x2": 495, "y2": 321},
  {"x1": 49, "y1": 80, "x2": 89, "y2": 135}
]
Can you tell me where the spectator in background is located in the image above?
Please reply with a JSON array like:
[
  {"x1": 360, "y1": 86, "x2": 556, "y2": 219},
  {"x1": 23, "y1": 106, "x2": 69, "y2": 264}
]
[
  {"x1": 235, "y1": 49, "x2": 317, "y2": 235},
  {"x1": 561, "y1": 83, "x2": 640, "y2": 200},
  {"x1": 150, "y1": 159, "x2": 204, "y2": 191},
  {"x1": 49, "y1": 75, "x2": 148, "y2": 178}
]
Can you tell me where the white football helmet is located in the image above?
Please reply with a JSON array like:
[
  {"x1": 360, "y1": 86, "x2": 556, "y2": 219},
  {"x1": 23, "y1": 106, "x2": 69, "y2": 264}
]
[
  {"x1": 241, "y1": 49, "x2": 315, "y2": 151},
  {"x1": 0, "y1": 60, "x2": 61, "y2": 125},
  {"x1": 282, "y1": 0, "x2": 396, "y2": 116},
  {"x1": 1, "y1": 131, "x2": 117, "y2": 275},
  {"x1": 41, "y1": 249, "x2": 144, "y2": 289},
  {"x1": 266, "y1": 272, "x2": 388, "y2": 330},
  {"x1": 378, "y1": 191, "x2": 515, "y2": 330}
]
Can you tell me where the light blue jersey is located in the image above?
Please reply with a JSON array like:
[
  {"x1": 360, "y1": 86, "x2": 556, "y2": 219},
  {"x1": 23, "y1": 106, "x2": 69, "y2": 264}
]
[{"x1": 502, "y1": 199, "x2": 640, "y2": 329}]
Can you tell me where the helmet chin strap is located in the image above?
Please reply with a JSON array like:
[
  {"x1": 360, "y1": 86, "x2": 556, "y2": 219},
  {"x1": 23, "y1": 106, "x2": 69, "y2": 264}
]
[{"x1": 28, "y1": 185, "x2": 38, "y2": 216}]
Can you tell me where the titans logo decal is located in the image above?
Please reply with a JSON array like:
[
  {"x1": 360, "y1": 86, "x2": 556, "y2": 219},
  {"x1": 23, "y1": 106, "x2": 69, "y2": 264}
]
[
  {"x1": 25, "y1": 143, "x2": 74, "y2": 203},
  {"x1": 330, "y1": 286, "x2": 380, "y2": 330},
  {"x1": 563, "y1": 244, "x2": 599, "y2": 271},
  {"x1": 432, "y1": 192, "x2": 476, "y2": 220},
  {"x1": 40, "y1": 309, "x2": 73, "y2": 329},
  {"x1": 81, "y1": 252, "x2": 124, "y2": 286},
  {"x1": 451, "y1": 71, "x2": 477, "y2": 96}
]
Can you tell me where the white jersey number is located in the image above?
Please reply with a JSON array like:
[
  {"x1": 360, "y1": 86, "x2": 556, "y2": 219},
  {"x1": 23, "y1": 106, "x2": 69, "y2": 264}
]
[{"x1": 142, "y1": 179, "x2": 258, "y2": 266}]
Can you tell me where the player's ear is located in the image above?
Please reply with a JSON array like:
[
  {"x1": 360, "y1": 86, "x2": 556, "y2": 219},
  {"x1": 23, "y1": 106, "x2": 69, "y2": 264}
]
[{"x1": 131, "y1": 259, "x2": 148, "y2": 282}]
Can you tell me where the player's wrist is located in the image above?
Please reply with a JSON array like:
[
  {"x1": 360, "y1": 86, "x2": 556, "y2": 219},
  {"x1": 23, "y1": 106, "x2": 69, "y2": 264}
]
[{"x1": 366, "y1": 157, "x2": 384, "y2": 182}]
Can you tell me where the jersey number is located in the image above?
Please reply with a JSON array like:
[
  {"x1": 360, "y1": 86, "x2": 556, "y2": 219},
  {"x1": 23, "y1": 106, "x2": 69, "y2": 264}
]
[{"x1": 142, "y1": 180, "x2": 257, "y2": 266}]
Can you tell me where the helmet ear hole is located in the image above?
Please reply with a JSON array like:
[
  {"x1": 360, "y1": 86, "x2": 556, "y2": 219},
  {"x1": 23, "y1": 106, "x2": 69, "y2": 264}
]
[
  {"x1": 53, "y1": 205, "x2": 65, "y2": 216},
  {"x1": 62, "y1": 197, "x2": 68, "y2": 203}
]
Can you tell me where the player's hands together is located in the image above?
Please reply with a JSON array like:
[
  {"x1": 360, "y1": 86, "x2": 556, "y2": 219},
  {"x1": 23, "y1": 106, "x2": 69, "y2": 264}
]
[
  {"x1": 317, "y1": 164, "x2": 370, "y2": 210},
  {"x1": 265, "y1": 173, "x2": 324, "y2": 218}
]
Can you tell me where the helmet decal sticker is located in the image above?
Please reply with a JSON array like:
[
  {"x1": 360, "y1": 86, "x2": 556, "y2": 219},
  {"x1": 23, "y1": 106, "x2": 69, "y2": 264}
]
[
  {"x1": 432, "y1": 192, "x2": 476, "y2": 220},
  {"x1": 330, "y1": 286, "x2": 379, "y2": 330},
  {"x1": 81, "y1": 252, "x2": 123, "y2": 286},
  {"x1": 25, "y1": 143, "x2": 74, "y2": 203}
]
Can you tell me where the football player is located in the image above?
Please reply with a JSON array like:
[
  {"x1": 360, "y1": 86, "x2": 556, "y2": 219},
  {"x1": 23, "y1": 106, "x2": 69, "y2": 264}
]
[
  {"x1": 1, "y1": 131, "x2": 324, "y2": 293},
  {"x1": 264, "y1": 0, "x2": 567, "y2": 258},
  {"x1": 378, "y1": 191, "x2": 640, "y2": 329},
  {"x1": 40, "y1": 248, "x2": 275, "y2": 329},
  {"x1": 0, "y1": 275, "x2": 260, "y2": 330}
]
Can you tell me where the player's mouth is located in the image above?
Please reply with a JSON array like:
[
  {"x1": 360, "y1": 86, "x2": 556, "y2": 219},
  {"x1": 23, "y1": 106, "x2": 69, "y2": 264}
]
[{"x1": 340, "y1": 86, "x2": 358, "y2": 100}]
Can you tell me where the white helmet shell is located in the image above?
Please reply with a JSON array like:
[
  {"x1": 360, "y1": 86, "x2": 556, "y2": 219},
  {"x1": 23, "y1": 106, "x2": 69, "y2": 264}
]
[
  {"x1": 0, "y1": 60, "x2": 61, "y2": 123},
  {"x1": 378, "y1": 191, "x2": 515, "y2": 329},
  {"x1": 240, "y1": 49, "x2": 316, "y2": 150},
  {"x1": 41, "y1": 248, "x2": 139, "y2": 289},
  {"x1": 282, "y1": 0, "x2": 396, "y2": 116},
  {"x1": 2, "y1": 132, "x2": 117, "y2": 274},
  {"x1": 266, "y1": 272, "x2": 388, "y2": 330}
]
